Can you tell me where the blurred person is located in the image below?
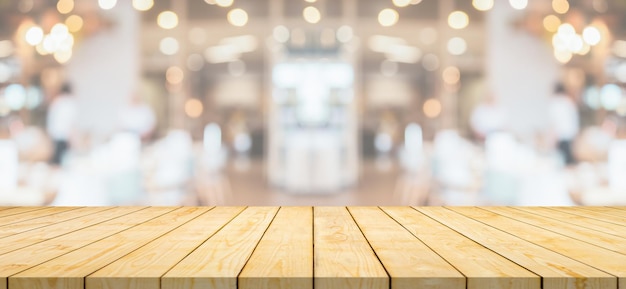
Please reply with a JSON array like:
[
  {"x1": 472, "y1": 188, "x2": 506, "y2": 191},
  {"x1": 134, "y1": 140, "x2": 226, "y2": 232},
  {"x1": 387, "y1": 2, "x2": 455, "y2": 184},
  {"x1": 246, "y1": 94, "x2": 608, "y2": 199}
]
[
  {"x1": 46, "y1": 82, "x2": 77, "y2": 166},
  {"x1": 118, "y1": 93, "x2": 156, "y2": 141},
  {"x1": 470, "y1": 93, "x2": 507, "y2": 141},
  {"x1": 549, "y1": 82, "x2": 579, "y2": 166}
]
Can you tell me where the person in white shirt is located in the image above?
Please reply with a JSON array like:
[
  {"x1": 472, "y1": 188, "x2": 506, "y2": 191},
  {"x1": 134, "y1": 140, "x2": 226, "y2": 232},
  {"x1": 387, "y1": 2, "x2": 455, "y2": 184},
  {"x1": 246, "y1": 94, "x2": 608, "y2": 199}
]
[
  {"x1": 549, "y1": 83, "x2": 579, "y2": 166},
  {"x1": 470, "y1": 93, "x2": 507, "y2": 141},
  {"x1": 46, "y1": 83, "x2": 77, "y2": 165},
  {"x1": 118, "y1": 94, "x2": 156, "y2": 141}
]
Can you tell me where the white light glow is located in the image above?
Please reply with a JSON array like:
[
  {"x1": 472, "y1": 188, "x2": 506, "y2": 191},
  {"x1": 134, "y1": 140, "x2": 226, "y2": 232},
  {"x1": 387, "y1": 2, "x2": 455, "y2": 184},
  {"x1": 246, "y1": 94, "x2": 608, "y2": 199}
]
[
  {"x1": 132, "y1": 0, "x2": 153, "y2": 11},
  {"x1": 448, "y1": 11, "x2": 469, "y2": 29},
  {"x1": 25, "y1": 26, "x2": 44, "y2": 46},
  {"x1": 393, "y1": 0, "x2": 411, "y2": 7},
  {"x1": 583, "y1": 26, "x2": 601, "y2": 46},
  {"x1": 336, "y1": 25, "x2": 353, "y2": 43},
  {"x1": 157, "y1": 11, "x2": 178, "y2": 29},
  {"x1": 601, "y1": 84, "x2": 623, "y2": 110},
  {"x1": 303, "y1": 6, "x2": 321, "y2": 24},
  {"x1": 378, "y1": 9, "x2": 399, "y2": 27},
  {"x1": 273, "y1": 25, "x2": 290, "y2": 43},
  {"x1": 159, "y1": 37, "x2": 179, "y2": 55},
  {"x1": 447, "y1": 37, "x2": 467, "y2": 55},
  {"x1": 228, "y1": 9, "x2": 249, "y2": 27},
  {"x1": 215, "y1": 0, "x2": 233, "y2": 7},
  {"x1": 472, "y1": 0, "x2": 494, "y2": 11},
  {"x1": 509, "y1": 0, "x2": 528, "y2": 10},
  {"x1": 98, "y1": 0, "x2": 117, "y2": 10}
]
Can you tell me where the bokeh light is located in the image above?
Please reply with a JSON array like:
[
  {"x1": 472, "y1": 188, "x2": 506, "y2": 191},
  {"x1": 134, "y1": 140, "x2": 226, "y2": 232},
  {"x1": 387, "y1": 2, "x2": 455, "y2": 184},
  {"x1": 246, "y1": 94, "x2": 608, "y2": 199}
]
[
  {"x1": 509, "y1": 0, "x2": 528, "y2": 10},
  {"x1": 65, "y1": 15, "x2": 83, "y2": 33},
  {"x1": 159, "y1": 37, "x2": 179, "y2": 55},
  {"x1": 25, "y1": 26, "x2": 44, "y2": 46},
  {"x1": 543, "y1": 15, "x2": 561, "y2": 33},
  {"x1": 392, "y1": 0, "x2": 411, "y2": 8},
  {"x1": 157, "y1": 11, "x2": 179, "y2": 29},
  {"x1": 185, "y1": 99, "x2": 204, "y2": 118},
  {"x1": 582, "y1": 26, "x2": 601, "y2": 46},
  {"x1": 132, "y1": 0, "x2": 154, "y2": 11},
  {"x1": 303, "y1": 6, "x2": 321, "y2": 24},
  {"x1": 378, "y1": 9, "x2": 399, "y2": 27},
  {"x1": 423, "y1": 99, "x2": 442, "y2": 118},
  {"x1": 215, "y1": 0, "x2": 233, "y2": 7},
  {"x1": 447, "y1": 37, "x2": 467, "y2": 55},
  {"x1": 472, "y1": 0, "x2": 494, "y2": 11},
  {"x1": 227, "y1": 9, "x2": 249, "y2": 27},
  {"x1": 448, "y1": 11, "x2": 469, "y2": 29},
  {"x1": 98, "y1": 0, "x2": 117, "y2": 10},
  {"x1": 166, "y1": 66, "x2": 184, "y2": 85},
  {"x1": 552, "y1": 0, "x2": 570, "y2": 14}
]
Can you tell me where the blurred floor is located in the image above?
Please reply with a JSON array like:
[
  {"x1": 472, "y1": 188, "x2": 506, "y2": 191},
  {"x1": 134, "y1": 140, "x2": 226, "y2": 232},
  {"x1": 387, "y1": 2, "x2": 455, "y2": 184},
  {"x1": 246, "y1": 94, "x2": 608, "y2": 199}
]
[{"x1": 218, "y1": 158, "x2": 404, "y2": 206}]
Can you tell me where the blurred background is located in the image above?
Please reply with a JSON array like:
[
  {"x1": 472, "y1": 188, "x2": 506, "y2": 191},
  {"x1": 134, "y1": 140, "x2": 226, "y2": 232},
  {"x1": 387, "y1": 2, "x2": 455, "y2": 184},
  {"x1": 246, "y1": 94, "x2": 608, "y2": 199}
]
[{"x1": 1, "y1": 0, "x2": 626, "y2": 206}]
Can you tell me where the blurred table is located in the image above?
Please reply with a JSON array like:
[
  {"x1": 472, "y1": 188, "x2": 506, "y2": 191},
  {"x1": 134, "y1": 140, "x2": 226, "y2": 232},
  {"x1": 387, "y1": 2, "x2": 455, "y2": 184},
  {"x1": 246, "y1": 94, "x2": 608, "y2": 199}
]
[{"x1": 1, "y1": 206, "x2": 625, "y2": 289}]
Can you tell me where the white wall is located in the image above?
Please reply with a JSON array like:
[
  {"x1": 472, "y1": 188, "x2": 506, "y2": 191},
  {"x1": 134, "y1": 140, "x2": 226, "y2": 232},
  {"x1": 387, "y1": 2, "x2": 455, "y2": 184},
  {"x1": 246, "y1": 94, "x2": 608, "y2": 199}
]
[
  {"x1": 486, "y1": 1, "x2": 560, "y2": 138},
  {"x1": 66, "y1": 0, "x2": 140, "y2": 140}
]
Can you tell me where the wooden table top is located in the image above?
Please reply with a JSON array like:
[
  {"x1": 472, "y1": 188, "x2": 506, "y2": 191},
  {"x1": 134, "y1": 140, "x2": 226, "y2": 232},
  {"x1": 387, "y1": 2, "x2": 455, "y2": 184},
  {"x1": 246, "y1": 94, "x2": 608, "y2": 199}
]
[{"x1": 0, "y1": 206, "x2": 624, "y2": 289}]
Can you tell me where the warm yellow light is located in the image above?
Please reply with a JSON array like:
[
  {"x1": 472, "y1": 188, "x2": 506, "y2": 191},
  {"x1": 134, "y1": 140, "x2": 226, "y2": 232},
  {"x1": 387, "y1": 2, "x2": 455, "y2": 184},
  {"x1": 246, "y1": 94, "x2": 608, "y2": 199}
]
[
  {"x1": 557, "y1": 23, "x2": 575, "y2": 36},
  {"x1": 582, "y1": 26, "x2": 601, "y2": 46},
  {"x1": 215, "y1": 0, "x2": 233, "y2": 7},
  {"x1": 185, "y1": 99, "x2": 204, "y2": 118},
  {"x1": 448, "y1": 11, "x2": 469, "y2": 29},
  {"x1": 303, "y1": 6, "x2": 321, "y2": 24},
  {"x1": 157, "y1": 11, "x2": 178, "y2": 29},
  {"x1": 65, "y1": 15, "x2": 83, "y2": 33},
  {"x1": 392, "y1": 0, "x2": 411, "y2": 7},
  {"x1": 442, "y1": 66, "x2": 461, "y2": 84},
  {"x1": 304, "y1": 0, "x2": 317, "y2": 2},
  {"x1": 378, "y1": 8, "x2": 399, "y2": 27},
  {"x1": 543, "y1": 15, "x2": 561, "y2": 32},
  {"x1": 166, "y1": 66, "x2": 184, "y2": 84},
  {"x1": 472, "y1": 0, "x2": 494, "y2": 11},
  {"x1": 227, "y1": 9, "x2": 249, "y2": 27},
  {"x1": 423, "y1": 99, "x2": 442, "y2": 118},
  {"x1": 509, "y1": 0, "x2": 528, "y2": 10},
  {"x1": 552, "y1": 0, "x2": 569, "y2": 14},
  {"x1": 25, "y1": 26, "x2": 44, "y2": 46},
  {"x1": 132, "y1": 0, "x2": 154, "y2": 11},
  {"x1": 57, "y1": 0, "x2": 74, "y2": 14}
]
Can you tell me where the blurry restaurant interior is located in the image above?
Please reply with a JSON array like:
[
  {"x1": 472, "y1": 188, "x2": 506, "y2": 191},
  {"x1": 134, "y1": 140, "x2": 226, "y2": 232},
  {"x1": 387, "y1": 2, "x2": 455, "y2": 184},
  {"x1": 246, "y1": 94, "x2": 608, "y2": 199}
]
[{"x1": 1, "y1": 0, "x2": 626, "y2": 206}]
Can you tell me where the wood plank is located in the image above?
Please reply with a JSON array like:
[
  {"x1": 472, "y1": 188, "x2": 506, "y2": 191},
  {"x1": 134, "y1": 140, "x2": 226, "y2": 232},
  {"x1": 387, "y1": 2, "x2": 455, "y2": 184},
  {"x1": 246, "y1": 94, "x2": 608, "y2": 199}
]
[
  {"x1": 348, "y1": 207, "x2": 464, "y2": 289},
  {"x1": 0, "y1": 207, "x2": 174, "y2": 289},
  {"x1": 86, "y1": 206, "x2": 244, "y2": 289},
  {"x1": 162, "y1": 206, "x2": 279, "y2": 289},
  {"x1": 450, "y1": 207, "x2": 626, "y2": 289},
  {"x1": 416, "y1": 207, "x2": 616, "y2": 289},
  {"x1": 0, "y1": 207, "x2": 142, "y2": 255},
  {"x1": 517, "y1": 207, "x2": 626, "y2": 237},
  {"x1": 0, "y1": 207, "x2": 113, "y2": 240},
  {"x1": 9, "y1": 207, "x2": 207, "y2": 289},
  {"x1": 239, "y1": 207, "x2": 313, "y2": 289},
  {"x1": 312, "y1": 207, "x2": 388, "y2": 289},
  {"x1": 549, "y1": 207, "x2": 626, "y2": 228},
  {"x1": 381, "y1": 206, "x2": 540, "y2": 289},
  {"x1": 0, "y1": 207, "x2": 47, "y2": 219},
  {"x1": 0, "y1": 207, "x2": 77, "y2": 226},
  {"x1": 485, "y1": 207, "x2": 626, "y2": 254}
]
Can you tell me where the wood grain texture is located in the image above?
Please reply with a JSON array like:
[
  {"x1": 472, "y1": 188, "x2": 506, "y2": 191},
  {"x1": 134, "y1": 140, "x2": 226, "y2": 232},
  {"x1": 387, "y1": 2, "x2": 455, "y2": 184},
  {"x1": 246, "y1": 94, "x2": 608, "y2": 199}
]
[
  {"x1": 416, "y1": 207, "x2": 616, "y2": 289},
  {"x1": 10, "y1": 207, "x2": 205, "y2": 289},
  {"x1": 0, "y1": 207, "x2": 174, "y2": 289},
  {"x1": 86, "y1": 206, "x2": 245, "y2": 289},
  {"x1": 0, "y1": 206, "x2": 112, "y2": 240},
  {"x1": 486, "y1": 207, "x2": 626, "y2": 253},
  {"x1": 0, "y1": 207, "x2": 624, "y2": 289},
  {"x1": 515, "y1": 207, "x2": 626, "y2": 238},
  {"x1": 162, "y1": 206, "x2": 279, "y2": 289},
  {"x1": 348, "y1": 207, "x2": 465, "y2": 289},
  {"x1": 0, "y1": 207, "x2": 142, "y2": 254},
  {"x1": 548, "y1": 207, "x2": 626, "y2": 229},
  {"x1": 0, "y1": 207, "x2": 77, "y2": 226},
  {"x1": 0, "y1": 207, "x2": 47, "y2": 219},
  {"x1": 313, "y1": 207, "x2": 388, "y2": 289},
  {"x1": 239, "y1": 207, "x2": 313, "y2": 289},
  {"x1": 450, "y1": 207, "x2": 626, "y2": 289},
  {"x1": 381, "y1": 206, "x2": 540, "y2": 289}
]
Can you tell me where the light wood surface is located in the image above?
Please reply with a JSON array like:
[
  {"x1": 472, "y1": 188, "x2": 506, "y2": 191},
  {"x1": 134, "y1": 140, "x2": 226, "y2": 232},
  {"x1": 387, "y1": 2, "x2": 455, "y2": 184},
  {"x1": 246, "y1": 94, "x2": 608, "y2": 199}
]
[
  {"x1": 239, "y1": 207, "x2": 313, "y2": 289},
  {"x1": 313, "y1": 207, "x2": 388, "y2": 289},
  {"x1": 381, "y1": 206, "x2": 540, "y2": 289},
  {"x1": 161, "y1": 206, "x2": 279, "y2": 289},
  {"x1": 0, "y1": 207, "x2": 624, "y2": 289}
]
